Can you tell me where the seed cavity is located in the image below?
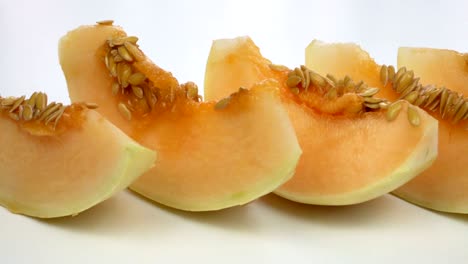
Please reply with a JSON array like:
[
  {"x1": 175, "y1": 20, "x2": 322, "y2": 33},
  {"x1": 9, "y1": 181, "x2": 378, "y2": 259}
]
[
  {"x1": 104, "y1": 33, "x2": 203, "y2": 119},
  {"x1": 0, "y1": 93, "x2": 71, "y2": 128},
  {"x1": 380, "y1": 65, "x2": 468, "y2": 124}
]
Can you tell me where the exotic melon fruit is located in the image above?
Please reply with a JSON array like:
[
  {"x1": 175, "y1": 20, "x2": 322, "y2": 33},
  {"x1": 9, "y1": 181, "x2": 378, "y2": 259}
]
[
  {"x1": 306, "y1": 42, "x2": 468, "y2": 213},
  {"x1": 59, "y1": 22, "x2": 301, "y2": 211},
  {"x1": 0, "y1": 94, "x2": 156, "y2": 218},
  {"x1": 393, "y1": 48, "x2": 468, "y2": 213},
  {"x1": 205, "y1": 37, "x2": 438, "y2": 205}
]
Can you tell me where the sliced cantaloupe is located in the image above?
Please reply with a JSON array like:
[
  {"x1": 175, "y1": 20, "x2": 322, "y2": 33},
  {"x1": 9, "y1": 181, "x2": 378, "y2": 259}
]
[
  {"x1": 0, "y1": 97, "x2": 156, "y2": 218},
  {"x1": 393, "y1": 47, "x2": 468, "y2": 213},
  {"x1": 305, "y1": 40, "x2": 398, "y2": 101},
  {"x1": 59, "y1": 23, "x2": 301, "y2": 211},
  {"x1": 306, "y1": 42, "x2": 468, "y2": 213},
  {"x1": 204, "y1": 36, "x2": 438, "y2": 205}
]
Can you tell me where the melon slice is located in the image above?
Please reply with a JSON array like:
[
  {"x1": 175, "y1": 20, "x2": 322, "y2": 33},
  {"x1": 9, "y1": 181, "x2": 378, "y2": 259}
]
[
  {"x1": 305, "y1": 40, "x2": 398, "y2": 101},
  {"x1": 0, "y1": 96, "x2": 156, "y2": 218},
  {"x1": 204, "y1": 37, "x2": 438, "y2": 205},
  {"x1": 59, "y1": 23, "x2": 301, "y2": 211},
  {"x1": 306, "y1": 41, "x2": 468, "y2": 213},
  {"x1": 393, "y1": 48, "x2": 468, "y2": 213}
]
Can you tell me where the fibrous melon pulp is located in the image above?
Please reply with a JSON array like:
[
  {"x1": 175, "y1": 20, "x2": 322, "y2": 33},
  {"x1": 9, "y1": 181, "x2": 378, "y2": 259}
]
[
  {"x1": 0, "y1": 94, "x2": 156, "y2": 218},
  {"x1": 205, "y1": 36, "x2": 438, "y2": 205},
  {"x1": 59, "y1": 22, "x2": 301, "y2": 211}
]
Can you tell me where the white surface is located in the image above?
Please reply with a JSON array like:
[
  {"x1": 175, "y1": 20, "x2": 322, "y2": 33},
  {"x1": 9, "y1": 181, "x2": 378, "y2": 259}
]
[{"x1": 0, "y1": 0, "x2": 467, "y2": 263}]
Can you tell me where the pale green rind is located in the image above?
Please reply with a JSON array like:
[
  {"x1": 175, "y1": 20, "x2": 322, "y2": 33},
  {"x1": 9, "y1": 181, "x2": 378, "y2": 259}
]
[
  {"x1": 274, "y1": 114, "x2": 439, "y2": 205},
  {"x1": 131, "y1": 148, "x2": 301, "y2": 211},
  {"x1": 392, "y1": 191, "x2": 468, "y2": 214},
  {"x1": 0, "y1": 114, "x2": 156, "y2": 218}
]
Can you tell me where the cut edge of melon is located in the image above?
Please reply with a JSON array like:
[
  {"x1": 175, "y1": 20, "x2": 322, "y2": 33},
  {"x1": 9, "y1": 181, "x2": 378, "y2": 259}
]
[
  {"x1": 274, "y1": 110, "x2": 439, "y2": 205},
  {"x1": 0, "y1": 112, "x2": 157, "y2": 218},
  {"x1": 131, "y1": 152, "x2": 300, "y2": 211},
  {"x1": 392, "y1": 190, "x2": 468, "y2": 214}
]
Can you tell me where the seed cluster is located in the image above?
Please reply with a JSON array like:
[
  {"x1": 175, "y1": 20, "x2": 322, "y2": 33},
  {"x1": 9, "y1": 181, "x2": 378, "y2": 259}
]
[
  {"x1": 277, "y1": 64, "x2": 422, "y2": 126},
  {"x1": 101, "y1": 24, "x2": 201, "y2": 120},
  {"x1": 0, "y1": 92, "x2": 96, "y2": 129},
  {"x1": 380, "y1": 65, "x2": 468, "y2": 124},
  {"x1": 283, "y1": 65, "x2": 390, "y2": 109}
]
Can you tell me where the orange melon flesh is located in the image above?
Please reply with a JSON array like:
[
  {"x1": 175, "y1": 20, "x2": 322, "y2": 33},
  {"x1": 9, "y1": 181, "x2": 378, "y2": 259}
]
[
  {"x1": 205, "y1": 37, "x2": 438, "y2": 205},
  {"x1": 0, "y1": 108, "x2": 156, "y2": 218},
  {"x1": 305, "y1": 40, "x2": 399, "y2": 101},
  {"x1": 59, "y1": 25, "x2": 301, "y2": 211},
  {"x1": 306, "y1": 42, "x2": 468, "y2": 213},
  {"x1": 393, "y1": 47, "x2": 468, "y2": 213}
]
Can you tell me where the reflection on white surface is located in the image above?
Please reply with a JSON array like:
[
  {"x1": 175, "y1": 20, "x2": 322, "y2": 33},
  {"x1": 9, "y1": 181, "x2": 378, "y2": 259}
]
[{"x1": 0, "y1": 1, "x2": 467, "y2": 263}]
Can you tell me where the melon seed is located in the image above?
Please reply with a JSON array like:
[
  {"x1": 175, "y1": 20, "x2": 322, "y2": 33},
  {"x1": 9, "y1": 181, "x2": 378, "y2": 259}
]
[
  {"x1": 395, "y1": 70, "x2": 414, "y2": 93},
  {"x1": 22, "y1": 105, "x2": 33, "y2": 121},
  {"x1": 96, "y1": 20, "x2": 114, "y2": 26},
  {"x1": 132, "y1": 86, "x2": 144, "y2": 99},
  {"x1": 85, "y1": 103, "x2": 99, "y2": 109},
  {"x1": 403, "y1": 90, "x2": 420, "y2": 104},
  {"x1": 118, "y1": 103, "x2": 132, "y2": 120},
  {"x1": 287, "y1": 75, "x2": 302, "y2": 88},
  {"x1": 358, "y1": 87, "x2": 379, "y2": 97},
  {"x1": 35, "y1": 92, "x2": 47, "y2": 111},
  {"x1": 386, "y1": 101, "x2": 403, "y2": 121},
  {"x1": 9, "y1": 96, "x2": 25, "y2": 113},
  {"x1": 214, "y1": 97, "x2": 231, "y2": 110},
  {"x1": 124, "y1": 41, "x2": 145, "y2": 62},
  {"x1": 117, "y1": 46, "x2": 133, "y2": 62},
  {"x1": 387, "y1": 65, "x2": 395, "y2": 82},
  {"x1": 128, "y1": 72, "x2": 146, "y2": 86},
  {"x1": 452, "y1": 101, "x2": 468, "y2": 124},
  {"x1": 407, "y1": 106, "x2": 421, "y2": 126},
  {"x1": 393, "y1": 67, "x2": 407, "y2": 84},
  {"x1": 380, "y1": 65, "x2": 388, "y2": 86},
  {"x1": 1, "y1": 97, "x2": 16, "y2": 106},
  {"x1": 290, "y1": 87, "x2": 300, "y2": 95},
  {"x1": 413, "y1": 94, "x2": 428, "y2": 106}
]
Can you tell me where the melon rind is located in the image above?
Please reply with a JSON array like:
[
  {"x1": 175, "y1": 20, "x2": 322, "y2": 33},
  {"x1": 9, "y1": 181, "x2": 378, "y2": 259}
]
[
  {"x1": 392, "y1": 47, "x2": 468, "y2": 214},
  {"x1": 0, "y1": 110, "x2": 156, "y2": 218},
  {"x1": 60, "y1": 25, "x2": 302, "y2": 211},
  {"x1": 205, "y1": 37, "x2": 439, "y2": 206},
  {"x1": 274, "y1": 106, "x2": 438, "y2": 205}
]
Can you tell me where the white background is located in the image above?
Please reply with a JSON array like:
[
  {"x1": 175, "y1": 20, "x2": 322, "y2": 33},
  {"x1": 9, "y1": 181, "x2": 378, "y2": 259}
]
[{"x1": 0, "y1": 0, "x2": 467, "y2": 263}]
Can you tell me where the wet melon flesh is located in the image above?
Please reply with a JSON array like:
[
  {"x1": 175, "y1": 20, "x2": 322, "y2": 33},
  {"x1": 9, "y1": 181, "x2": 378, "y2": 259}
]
[
  {"x1": 204, "y1": 37, "x2": 438, "y2": 205},
  {"x1": 306, "y1": 42, "x2": 468, "y2": 213},
  {"x1": 393, "y1": 48, "x2": 468, "y2": 213},
  {"x1": 0, "y1": 108, "x2": 156, "y2": 218},
  {"x1": 305, "y1": 40, "x2": 398, "y2": 101},
  {"x1": 59, "y1": 25, "x2": 301, "y2": 211}
]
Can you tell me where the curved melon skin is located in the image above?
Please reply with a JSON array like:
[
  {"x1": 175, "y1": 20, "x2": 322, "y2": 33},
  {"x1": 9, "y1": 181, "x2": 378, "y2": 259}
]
[
  {"x1": 274, "y1": 100, "x2": 438, "y2": 205},
  {"x1": 204, "y1": 37, "x2": 438, "y2": 205},
  {"x1": 392, "y1": 47, "x2": 468, "y2": 213},
  {"x1": 59, "y1": 25, "x2": 301, "y2": 211},
  {"x1": 0, "y1": 110, "x2": 156, "y2": 218},
  {"x1": 130, "y1": 82, "x2": 301, "y2": 211}
]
